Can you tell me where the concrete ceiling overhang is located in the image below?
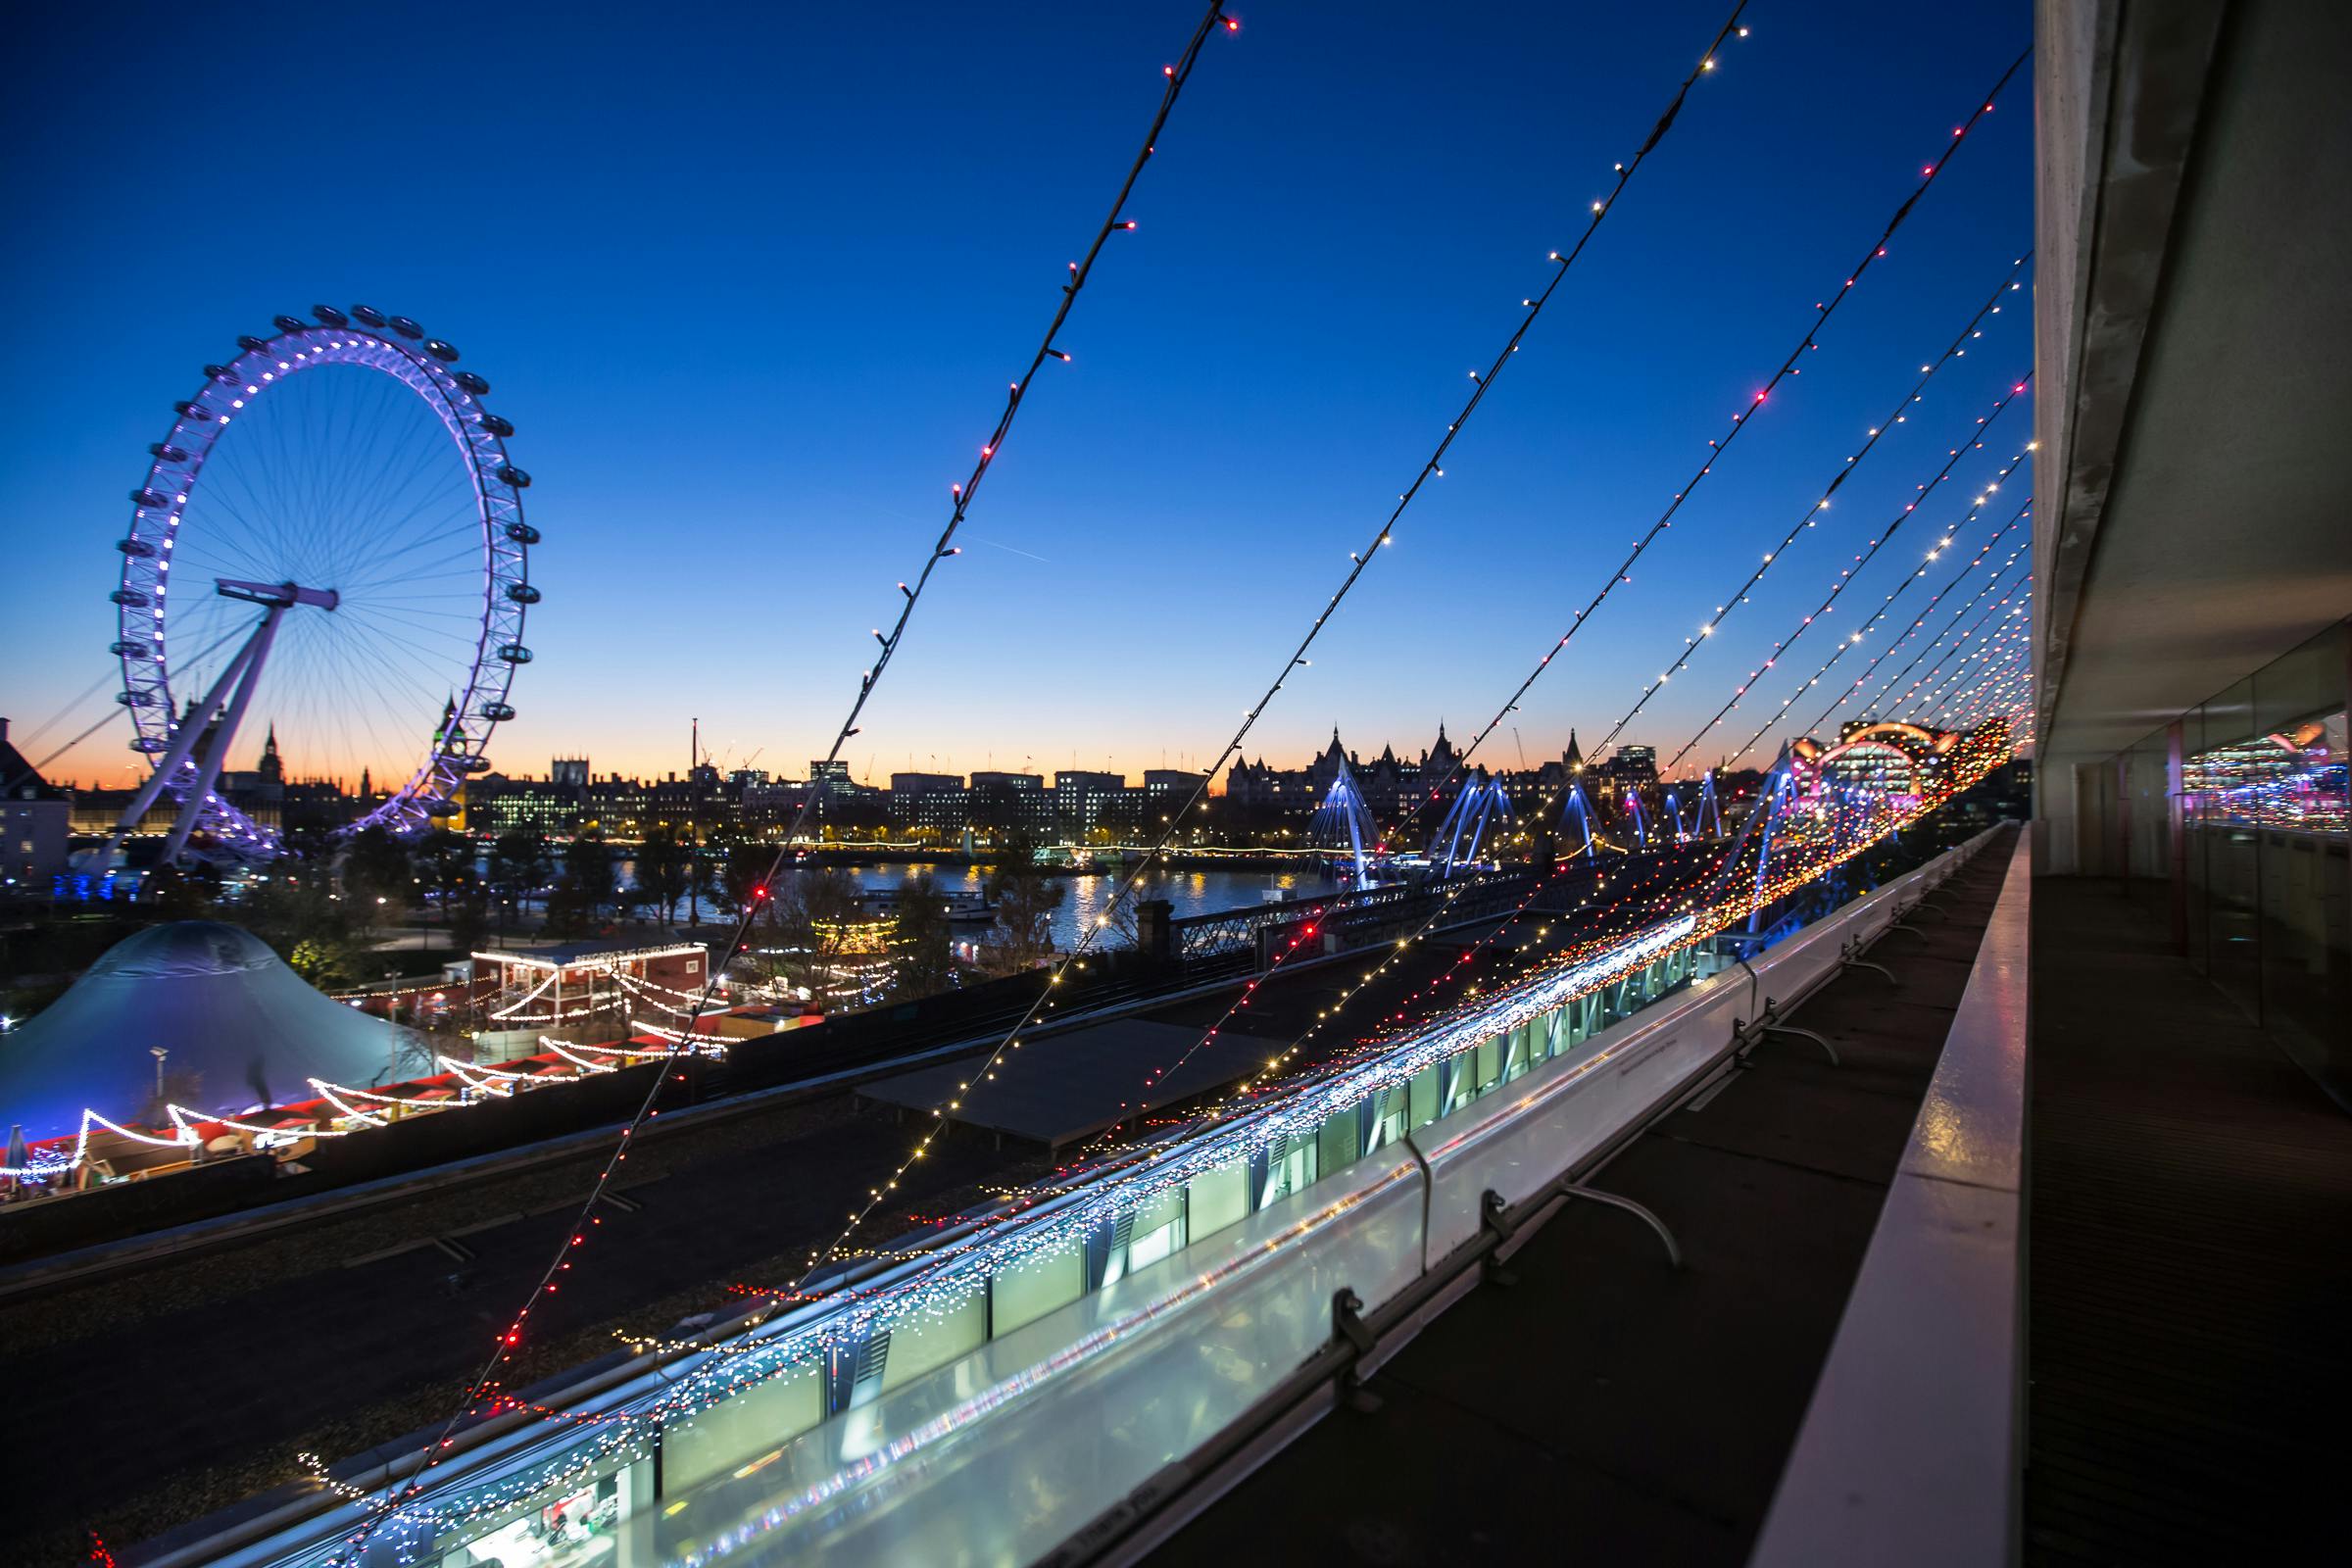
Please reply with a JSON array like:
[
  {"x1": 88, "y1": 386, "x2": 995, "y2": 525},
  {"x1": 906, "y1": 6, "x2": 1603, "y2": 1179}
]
[{"x1": 2034, "y1": 0, "x2": 2352, "y2": 771}]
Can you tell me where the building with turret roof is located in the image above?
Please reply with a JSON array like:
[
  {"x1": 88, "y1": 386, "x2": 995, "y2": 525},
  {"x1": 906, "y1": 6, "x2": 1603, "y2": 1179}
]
[{"x1": 0, "y1": 716, "x2": 72, "y2": 885}]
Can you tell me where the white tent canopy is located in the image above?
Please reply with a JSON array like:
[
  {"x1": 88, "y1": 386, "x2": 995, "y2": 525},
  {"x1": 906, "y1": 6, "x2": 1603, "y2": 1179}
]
[{"x1": 0, "y1": 921, "x2": 421, "y2": 1140}]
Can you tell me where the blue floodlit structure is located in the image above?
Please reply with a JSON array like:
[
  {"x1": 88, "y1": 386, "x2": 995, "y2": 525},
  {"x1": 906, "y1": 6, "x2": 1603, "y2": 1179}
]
[
  {"x1": 1664, "y1": 770, "x2": 1726, "y2": 843},
  {"x1": 1431, "y1": 766, "x2": 1513, "y2": 875},
  {"x1": 1561, "y1": 781, "x2": 1598, "y2": 858},
  {"x1": 1309, "y1": 759, "x2": 1377, "y2": 882}
]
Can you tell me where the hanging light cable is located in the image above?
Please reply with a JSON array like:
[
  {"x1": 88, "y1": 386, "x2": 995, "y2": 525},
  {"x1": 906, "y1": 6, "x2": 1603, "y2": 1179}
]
[{"x1": 324, "y1": 9, "x2": 1246, "y2": 1557}]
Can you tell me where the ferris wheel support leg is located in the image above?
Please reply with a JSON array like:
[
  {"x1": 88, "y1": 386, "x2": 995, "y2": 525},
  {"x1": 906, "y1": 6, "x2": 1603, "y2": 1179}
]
[
  {"x1": 97, "y1": 614, "x2": 270, "y2": 866},
  {"x1": 155, "y1": 605, "x2": 287, "y2": 868}
]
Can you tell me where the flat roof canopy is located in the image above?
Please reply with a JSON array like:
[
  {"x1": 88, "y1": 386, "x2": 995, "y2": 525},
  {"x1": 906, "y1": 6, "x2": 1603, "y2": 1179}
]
[
  {"x1": 474, "y1": 942, "x2": 709, "y2": 971},
  {"x1": 858, "y1": 1016, "x2": 1289, "y2": 1151}
]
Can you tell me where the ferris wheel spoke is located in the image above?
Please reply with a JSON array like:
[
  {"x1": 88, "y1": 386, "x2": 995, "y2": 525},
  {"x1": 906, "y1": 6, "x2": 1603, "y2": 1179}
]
[
  {"x1": 350, "y1": 467, "x2": 480, "y2": 556},
  {"x1": 339, "y1": 601, "x2": 481, "y2": 660},
  {"x1": 323, "y1": 382, "x2": 415, "y2": 572},
  {"x1": 334, "y1": 501, "x2": 480, "y2": 593},
  {"x1": 343, "y1": 585, "x2": 484, "y2": 629},
  {"x1": 213, "y1": 441, "x2": 318, "y2": 585},
  {"x1": 304, "y1": 615, "x2": 437, "y2": 741},
  {"x1": 343, "y1": 538, "x2": 488, "y2": 599},
  {"x1": 351, "y1": 652, "x2": 457, "y2": 720},
  {"x1": 344, "y1": 422, "x2": 459, "y2": 538},
  {"x1": 181, "y1": 472, "x2": 294, "y2": 580},
  {"x1": 359, "y1": 597, "x2": 483, "y2": 620}
]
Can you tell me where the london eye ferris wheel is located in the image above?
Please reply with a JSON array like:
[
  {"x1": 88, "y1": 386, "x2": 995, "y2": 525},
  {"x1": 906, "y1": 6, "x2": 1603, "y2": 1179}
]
[{"x1": 101, "y1": 305, "x2": 539, "y2": 865}]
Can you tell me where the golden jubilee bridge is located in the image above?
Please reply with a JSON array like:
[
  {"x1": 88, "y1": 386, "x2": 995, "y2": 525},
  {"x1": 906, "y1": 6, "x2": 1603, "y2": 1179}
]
[{"x1": 175, "y1": 715, "x2": 2020, "y2": 1568}]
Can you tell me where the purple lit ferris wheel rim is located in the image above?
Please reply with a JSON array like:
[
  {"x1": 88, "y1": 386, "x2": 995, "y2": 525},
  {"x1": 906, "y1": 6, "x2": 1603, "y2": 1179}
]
[{"x1": 113, "y1": 307, "x2": 536, "y2": 846}]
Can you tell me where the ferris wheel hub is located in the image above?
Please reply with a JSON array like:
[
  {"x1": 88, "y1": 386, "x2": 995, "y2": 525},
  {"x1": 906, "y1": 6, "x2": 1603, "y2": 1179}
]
[{"x1": 216, "y1": 577, "x2": 339, "y2": 612}]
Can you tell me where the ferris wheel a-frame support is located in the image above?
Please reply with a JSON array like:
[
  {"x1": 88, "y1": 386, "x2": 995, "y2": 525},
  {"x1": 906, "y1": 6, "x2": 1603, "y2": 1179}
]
[{"x1": 99, "y1": 578, "x2": 337, "y2": 870}]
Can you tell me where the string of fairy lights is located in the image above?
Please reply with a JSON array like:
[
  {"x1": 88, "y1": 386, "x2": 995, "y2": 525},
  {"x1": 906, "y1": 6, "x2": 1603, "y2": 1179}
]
[
  {"x1": 1668, "y1": 397, "x2": 2030, "y2": 773},
  {"x1": 296, "y1": 19, "x2": 2047, "y2": 1560},
  {"x1": 1144, "y1": 667, "x2": 2022, "y2": 1209},
  {"x1": 1708, "y1": 439, "x2": 2031, "y2": 767},
  {"x1": 1903, "y1": 584, "x2": 2034, "y2": 723},
  {"x1": 785, "y1": 0, "x2": 1761, "y2": 1289},
  {"x1": 1913, "y1": 632, "x2": 2031, "y2": 732},
  {"x1": 1866, "y1": 565, "x2": 2033, "y2": 724},
  {"x1": 1937, "y1": 642, "x2": 2034, "y2": 730},
  {"x1": 1105, "y1": 60, "x2": 2038, "y2": 1117},
  {"x1": 1361, "y1": 47, "x2": 2032, "y2": 863},
  {"x1": 1164, "y1": 570, "x2": 2039, "y2": 1155},
  {"x1": 1792, "y1": 503, "x2": 2032, "y2": 737},
  {"x1": 1919, "y1": 620, "x2": 2032, "y2": 723},
  {"x1": 1927, "y1": 629, "x2": 2034, "y2": 730},
  {"x1": 322, "y1": 8, "x2": 1245, "y2": 1560},
  {"x1": 1586, "y1": 252, "x2": 2030, "y2": 758}
]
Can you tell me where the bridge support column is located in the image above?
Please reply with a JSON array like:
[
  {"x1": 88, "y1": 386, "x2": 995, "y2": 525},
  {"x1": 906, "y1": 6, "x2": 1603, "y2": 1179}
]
[{"x1": 1134, "y1": 898, "x2": 1174, "y2": 966}]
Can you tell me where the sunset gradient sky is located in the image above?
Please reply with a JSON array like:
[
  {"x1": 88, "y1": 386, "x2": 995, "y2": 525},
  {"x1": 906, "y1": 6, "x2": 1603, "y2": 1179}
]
[{"x1": 0, "y1": 0, "x2": 2032, "y2": 791}]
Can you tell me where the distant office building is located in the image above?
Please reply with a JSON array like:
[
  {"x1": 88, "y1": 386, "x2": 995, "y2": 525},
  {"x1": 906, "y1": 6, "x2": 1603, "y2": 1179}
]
[
  {"x1": 1143, "y1": 769, "x2": 1210, "y2": 825},
  {"x1": 968, "y1": 771, "x2": 1053, "y2": 835},
  {"x1": 1598, "y1": 745, "x2": 1659, "y2": 789},
  {"x1": 471, "y1": 774, "x2": 584, "y2": 836},
  {"x1": 1053, "y1": 770, "x2": 1133, "y2": 834},
  {"x1": 889, "y1": 772, "x2": 966, "y2": 836}
]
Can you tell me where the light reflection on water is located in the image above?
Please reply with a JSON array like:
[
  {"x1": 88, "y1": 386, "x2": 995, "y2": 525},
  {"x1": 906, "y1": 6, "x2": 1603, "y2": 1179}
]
[
  {"x1": 606, "y1": 860, "x2": 1338, "y2": 951},
  {"x1": 835, "y1": 865, "x2": 1339, "y2": 952}
]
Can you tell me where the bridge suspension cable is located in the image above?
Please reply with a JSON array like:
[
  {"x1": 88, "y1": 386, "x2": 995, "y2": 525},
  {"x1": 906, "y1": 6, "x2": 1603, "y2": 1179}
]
[{"x1": 327, "y1": 7, "x2": 1247, "y2": 1556}]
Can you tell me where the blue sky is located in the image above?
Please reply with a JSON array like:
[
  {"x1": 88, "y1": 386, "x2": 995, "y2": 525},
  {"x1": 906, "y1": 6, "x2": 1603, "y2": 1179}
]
[{"x1": 0, "y1": 0, "x2": 2033, "y2": 791}]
